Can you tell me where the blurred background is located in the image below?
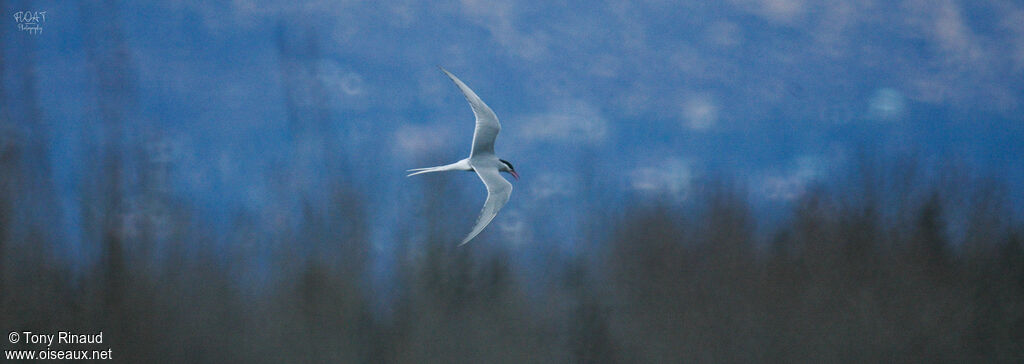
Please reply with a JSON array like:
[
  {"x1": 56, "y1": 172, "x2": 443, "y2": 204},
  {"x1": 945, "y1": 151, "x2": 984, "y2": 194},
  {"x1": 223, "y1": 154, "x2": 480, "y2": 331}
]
[{"x1": 2, "y1": 0, "x2": 1023, "y2": 362}]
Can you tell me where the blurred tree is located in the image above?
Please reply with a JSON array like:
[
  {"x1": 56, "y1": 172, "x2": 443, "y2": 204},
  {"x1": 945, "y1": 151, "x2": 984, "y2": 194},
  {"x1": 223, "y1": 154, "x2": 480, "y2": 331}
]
[
  {"x1": 563, "y1": 260, "x2": 619, "y2": 364},
  {"x1": 909, "y1": 192, "x2": 950, "y2": 278}
]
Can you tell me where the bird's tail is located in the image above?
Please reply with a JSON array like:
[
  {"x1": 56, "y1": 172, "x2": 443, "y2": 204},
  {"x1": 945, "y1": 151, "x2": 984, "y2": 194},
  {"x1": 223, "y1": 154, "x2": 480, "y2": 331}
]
[
  {"x1": 406, "y1": 166, "x2": 446, "y2": 177},
  {"x1": 406, "y1": 161, "x2": 469, "y2": 177}
]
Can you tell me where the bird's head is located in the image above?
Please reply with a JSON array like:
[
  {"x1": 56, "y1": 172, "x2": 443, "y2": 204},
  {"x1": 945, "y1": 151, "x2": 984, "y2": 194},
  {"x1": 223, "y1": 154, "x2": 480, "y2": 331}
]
[{"x1": 499, "y1": 159, "x2": 519, "y2": 180}]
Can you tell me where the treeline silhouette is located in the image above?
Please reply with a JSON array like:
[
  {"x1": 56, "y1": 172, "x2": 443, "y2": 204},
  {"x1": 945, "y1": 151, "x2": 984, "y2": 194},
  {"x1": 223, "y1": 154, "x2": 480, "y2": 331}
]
[{"x1": 2, "y1": 148, "x2": 1023, "y2": 362}]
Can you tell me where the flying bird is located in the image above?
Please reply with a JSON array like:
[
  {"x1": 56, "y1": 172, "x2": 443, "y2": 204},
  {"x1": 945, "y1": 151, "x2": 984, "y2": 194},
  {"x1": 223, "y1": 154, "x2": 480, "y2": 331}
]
[{"x1": 407, "y1": 67, "x2": 519, "y2": 245}]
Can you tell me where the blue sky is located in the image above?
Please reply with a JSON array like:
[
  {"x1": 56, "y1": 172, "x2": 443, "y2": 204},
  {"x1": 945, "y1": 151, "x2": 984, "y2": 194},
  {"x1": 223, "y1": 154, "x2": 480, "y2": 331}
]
[{"x1": 5, "y1": 0, "x2": 1024, "y2": 263}]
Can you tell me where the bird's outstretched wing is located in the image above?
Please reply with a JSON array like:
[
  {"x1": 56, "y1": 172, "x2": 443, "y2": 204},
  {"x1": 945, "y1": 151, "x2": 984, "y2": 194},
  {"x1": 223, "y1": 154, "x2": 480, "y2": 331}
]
[
  {"x1": 460, "y1": 166, "x2": 512, "y2": 245},
  {"x1": 439, "y1": 67, "x2": 501, "y2": 157}
]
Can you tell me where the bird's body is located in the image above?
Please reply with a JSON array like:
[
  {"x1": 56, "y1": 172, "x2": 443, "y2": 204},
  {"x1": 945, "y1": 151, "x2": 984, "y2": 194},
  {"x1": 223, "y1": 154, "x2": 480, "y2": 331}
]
[{"x1": 407, "y1": 68, "x2": 519, "y2": 245}]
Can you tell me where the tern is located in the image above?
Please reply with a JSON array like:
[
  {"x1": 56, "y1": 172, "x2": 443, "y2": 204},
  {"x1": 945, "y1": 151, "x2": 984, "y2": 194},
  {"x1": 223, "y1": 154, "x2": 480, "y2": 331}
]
[{"x1": 407, "y1": 67, "x2": 519, "y2": 245}]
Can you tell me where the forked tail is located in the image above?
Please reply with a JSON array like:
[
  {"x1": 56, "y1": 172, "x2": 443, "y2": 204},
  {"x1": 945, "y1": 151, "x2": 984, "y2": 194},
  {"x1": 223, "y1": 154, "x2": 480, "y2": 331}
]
[
  {"x1": 405, "y1": 166, "x2": 447, "y2": 177},
  {"x1": 406, "y1": 160, "x2": 472, "y2": 177}
]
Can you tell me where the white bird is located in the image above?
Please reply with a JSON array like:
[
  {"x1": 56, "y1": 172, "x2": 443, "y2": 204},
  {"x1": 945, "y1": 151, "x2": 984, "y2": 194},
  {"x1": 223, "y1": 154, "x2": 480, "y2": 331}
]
[{"x1": 407, "y1": 67, "x2": 519, "y2": 245}]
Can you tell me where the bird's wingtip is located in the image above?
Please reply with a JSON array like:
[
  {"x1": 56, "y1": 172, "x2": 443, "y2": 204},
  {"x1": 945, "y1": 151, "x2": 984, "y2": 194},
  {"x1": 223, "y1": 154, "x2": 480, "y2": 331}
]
[{"x1": 459, "y1": 230, "x2": 482, "y2": 246}]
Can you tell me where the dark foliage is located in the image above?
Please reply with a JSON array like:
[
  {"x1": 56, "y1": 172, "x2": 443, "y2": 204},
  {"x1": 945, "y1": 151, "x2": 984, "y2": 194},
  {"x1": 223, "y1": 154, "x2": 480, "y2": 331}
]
[{"x1": 3, "y1": 154, "x2": 1023, "y2": 362}]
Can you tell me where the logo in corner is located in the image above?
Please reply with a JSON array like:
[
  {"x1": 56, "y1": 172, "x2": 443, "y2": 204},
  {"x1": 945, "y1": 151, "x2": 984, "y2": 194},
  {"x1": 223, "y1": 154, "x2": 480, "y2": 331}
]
[{"x1": 13, "y1": 11, "x2": 46, "y2": 35}]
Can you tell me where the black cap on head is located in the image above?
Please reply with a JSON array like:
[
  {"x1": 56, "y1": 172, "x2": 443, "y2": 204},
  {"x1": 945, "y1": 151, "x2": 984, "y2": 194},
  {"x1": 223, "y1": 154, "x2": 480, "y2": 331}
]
[{"x1": 499, "y1": 159, "x2": 514, "y2": 170}]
